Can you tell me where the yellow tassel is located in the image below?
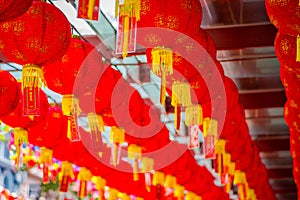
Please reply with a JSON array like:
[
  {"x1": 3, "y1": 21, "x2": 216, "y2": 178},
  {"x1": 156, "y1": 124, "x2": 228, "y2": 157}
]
[
  {"x1": 174, "y1": 185, "x2": 184, "y2": 199},
  {"x1": 136, "y1": 198, "x2": 144, "y2": 200},
  {"x1": 152, "y1": 171, "x2": 165, "y2": 186},
  {"x1": 173, "y1": 96, "x2": 178, "y2": 129},
  {"x1": 115, "y1": 0, "x2": 119, "y2": 18},
  {"x1": 142, "y1": 157, "x2": 154, "y2": 192},
  {"x1": 186, "y1": 192, "x2": 196, "y2": 200},
  {"x1": 22, "y1": 64, "x2": 46, "y2": 89},
  {"x1": 185, "y1": 104, "x2": 203, "y2": 126},
  {"x1": 171, "y1": 82, "x2": 192, "y2": 107},
  {"x1": 87, "y1": 0, "x2": 96, "y2": 19},
  {"x1": 215, "y1": 140, "x2": 226, "y2": 175},
  {"x1": 122, "y1": 16, "x2": 129, "y2": 58},
  {"x1": 62, "y1": 95, "x2": 81, "y2": 116},
  {"x1": 165, "y1": 175, "x2": 177, "y2": 189},
  {"x1": 119, "y1": 0, "x2": 141, "y2": 20},
  {"x1": 151, "y1": 47, "x2": 173, "y2": 105},
  {"x1": 121, "y1": 193, "x2": 131, "y2": 200},
  {"x1": 110, "y1": 127, "x2": 125, "y2": 167},
  {"x1": 61, "y1": 161, "x2": 75, "y2": 179},
  {"x1": 39, "y1": 147, "x2": 53, "y2": 164},
  {"x1": 203, "y1": 118, "x2": 218, "y2": 137},
  {"x1": 92, "y1": 176, "x2": 106, "y2": 199},
  {"x1": 108, "y1": 188, "x2": 119, "y2": 200},
  {"x1": 128, "y1": 144, "x2": 142, "y2": 181},
  {"x1": 87, "y1": 113, "x2": 104, "y2": 133},
  {"x1": 297, "y1": 35, "x2": 300, "y2": 62}
]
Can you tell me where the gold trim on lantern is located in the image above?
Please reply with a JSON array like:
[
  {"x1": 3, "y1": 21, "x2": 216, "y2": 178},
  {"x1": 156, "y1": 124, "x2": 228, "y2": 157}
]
[{"x1": 22, "y1": 64, "x2": 46, "y2": 89}]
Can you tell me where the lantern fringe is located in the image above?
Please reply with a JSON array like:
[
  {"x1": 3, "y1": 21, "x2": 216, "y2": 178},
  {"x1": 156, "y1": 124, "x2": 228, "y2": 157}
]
[
  {"x1": 174, "y1": 185, "x2": 184, "y2": 199},
  {"x1": 297, "y1": 35, "x2": 300, "y2": 62},
  {"x1": 142, "y1": 157, "x2": 154, "y2": 192},
  {"x1": 39, "y1": 147, "x2": 53, "y2": 183},
  {"x1": 87, "y1": 0, "x2": 96, "y2": 19},
  {"x1": 13, "y1": 127, "x2": 28, "y2": 169},
  {"x1": 62, "y1": 95, "x2": 81, "y2": 142},
  {"x1": 22, "y1": 64, "x2": 46, "y2": 89},
  {"x1": 88, "y1": 113, "x2": 104, "y2": 133},
  {"x1": 151, "y1": 47, "x2": 173, "y2": 105},
  {"x1": 117, "y1": 0, "x2": 141, "y2": 20},
  {"x1": 110, "y1": 127, "x2": 125, "y2": 167},
  {"x1": 122, "y1": 16, "x2": 130, "y2": 58},
  {"x1": 128, "y1": 144, "x2": 142, "y2": 181},
  {"x1": 185, "y1": 104, "x2": 203, "y2": 126},
  {"x1": 78, "y1": 167, "x2": 92, "y2": 198},
  {"x1": 171, "y1": 82, "x2": 192, "y2": 107}
]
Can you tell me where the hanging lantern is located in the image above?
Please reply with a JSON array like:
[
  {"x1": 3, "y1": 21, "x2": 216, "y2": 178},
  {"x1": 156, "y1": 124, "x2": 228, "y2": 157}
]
[
  {"x1": 203, "y1": 118, "x2": 218, "y2": 159},
  {"x1": 116, "y1": 0, "x2": 140, "y2": 57},
  {"x1": 77, "y1": 167, "x2": 92, "y2": 199},
  {"x1": 138, "y1": 0, "x2": 202, "y2": 105},
  {"x1": 142, "y1": 157, "x2": 154, "y2": 192},
  {"x1": 92, "y1": 176, "x2": 106, "y2": 200},
  {"x1": 185, "y1": 104, "x2": 202, "y2": 149},
  {"x1": 38, "y1": 147, "x2": 53, "y2": 184},
  {"x1": 110, "y1": 126, "x2": 125, "y2": 167},
  {"x1": 128, "y1": 144, "x2": 142, "y2": 181},
  {"x1": 0, "y1": 86, "x2": 49, "y2": 168},
  {"x1": 108, "y1": 188, "x2": 119, "y2": 200},
  {"x1": 0, "y1": 70, "x2": 20, "y2": 117},
  {"x1": 0, "y1": 0, "x2": 32, "y2": 21},
  {"x1": 59, "y1": 161, "x2": 75, "y2": 193},
  {"x1": 43, "y1": 38, "x2": 102, "y2": 142},
  {"x1": 152, "y1": 171, "x2": 165, "y2": 200},
  {"x1": 0, "y1": 1, "x2": 71, "y2": 116}
]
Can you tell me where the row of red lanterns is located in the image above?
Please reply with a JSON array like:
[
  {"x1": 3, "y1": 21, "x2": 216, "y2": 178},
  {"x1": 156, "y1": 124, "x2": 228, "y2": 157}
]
[{"x1": 266, "y1": 0, "x2": 300, "y2": 198}]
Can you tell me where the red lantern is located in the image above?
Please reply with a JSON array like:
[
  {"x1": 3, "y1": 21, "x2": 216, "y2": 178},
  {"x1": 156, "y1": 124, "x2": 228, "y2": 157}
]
[
  {"x1": 43, "y1": 38, "x2": 103, "y2": 142},
  {"x1": 0, "y1": 86, "x2": 49, "y2": 167},
  {"x1": 266, "y1": 0, "x2": 300, "y2": 63},
  {"x1": 0, "y1": 1, "x2": 71, "y2": 115},
  {"x1": 265, "y1": 0, "x2": 300, "y2": 37},
  {"x1": 28, "y1": 105, "x2": 68, "y2": 148},
  {"x1": 0, "y1": 70, "x2": 20, "y2": 117},
  {"x1": 0, "y1": 0, "x2": 33, "y2": 21}
]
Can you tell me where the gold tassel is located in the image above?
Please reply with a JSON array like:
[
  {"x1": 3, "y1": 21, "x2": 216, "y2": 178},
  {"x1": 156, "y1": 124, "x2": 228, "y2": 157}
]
[
  {"x1": 128, "y1": 144, "x2": 142, "y2": 181},
  {"x1": 39, "y1": 147, "x2": 53, "y2": 183},
  {"x1": 14, "y1": 128, "x2": 28, "y2": 169},
  {"x1": 122, "y1": 16, "x2": 129, "y2": 58},
  {"x1": 152, "y1": 171, "x2": 165, "y2": 186},
  {"x1": 234, "y1": 171, "x2": 247, "y2": 200},
  {"x1": 77, "y1": 167, "x2": 92, "y2": 198},
  {"x1": 108, "y1": 188, "x2": 119, "y2": 200},
  {"x1": 297, "y1": 35, "x2": 300, "y2": 62},
  {"x1": 62, "y1": 95, "x2": 81, "y2": 142},
  {"x1": 174, "y1": 185, "x2": 184, "y2": 200},
  {"x1": 92, "y1": 176, "x2": 106, "y2": 200},
  {"x1": 215, "y1": 140, "x2": 226, "y2": 177},
  {"x1": 115, "y1": 0, "x2": 119, "y2": 18},
  {"x1": 173, "y1": 96, "x2": 179, "y2": 129},
  {"x1": 87, "y1": 0, "x2": 96, "y2": 19},
  {"x1": 142, "y1": 157, "x2": 154, "y2": 192},
  {"x1": 151, "y1": 47, "x2": 173, "y2": 105},
  {"x1": 22, "y1": 64, "x2": 46, "y2": 116},
  {"x1": 110, "y1": 126, "x2": 125, "y2": 167},
  {"x1": 203, "y1": 118, "x2": 218, "y2": 138},
  {"x1": 171, "y1": 82, "x2": 192, "y2": 107},
  {"x1": 165, "y1": 175, "x2": 177, "y2": 189},
  {"x1": 185, "y1": 104, "x2": 203, "y2": 126},
  {"x1": 186, "y1": 192, "x2": 196, "y2": 200},
  {"x1": 87, "y1": 113, "x2": 104, "y2": 133}
]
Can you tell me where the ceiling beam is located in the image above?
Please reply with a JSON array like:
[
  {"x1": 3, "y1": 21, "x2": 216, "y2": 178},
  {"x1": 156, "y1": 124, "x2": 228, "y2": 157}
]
[
  {"x1": 239, "y1": 89, "x2": 286, "y2": 109},
  {"x1": 204, "y1": 23, "x2": 277, "y2": 50}
]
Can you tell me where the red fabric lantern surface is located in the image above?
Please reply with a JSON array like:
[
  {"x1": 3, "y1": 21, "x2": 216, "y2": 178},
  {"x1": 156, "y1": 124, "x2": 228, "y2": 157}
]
[
  {"x1": 43, "y1": 38, "x2": 103, "y2": 141},
  {"x1": 274, "y1": 32, "x2": 300, "y2": 74},
  {"x1": 265, "y1": 0, "x2": 300, "y2": 37},
  {"x1": 0, "y1": 0, "x2": 33, "y2": 21},
  {"x1": 0, "y1": 0, "x2": 71, "y2": 116},
  {"x1": 0, "y1": 1, "x2": 71, "y2": 65},
  {"x1": 0, "y1": 70, "x2": 20, "y2": 117},
  {"x1": 0, "y1": 86, "x2": 49, "y2": 128},
  {"x1": 43, "y1": 38, "x2": 103, "y2": 97},
  {"x1": 138, "y1": 0, "x2": 202, "y2": 36},
  {"x1": 28, "y1": 105, "x2": 68, "y2": 148}
]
